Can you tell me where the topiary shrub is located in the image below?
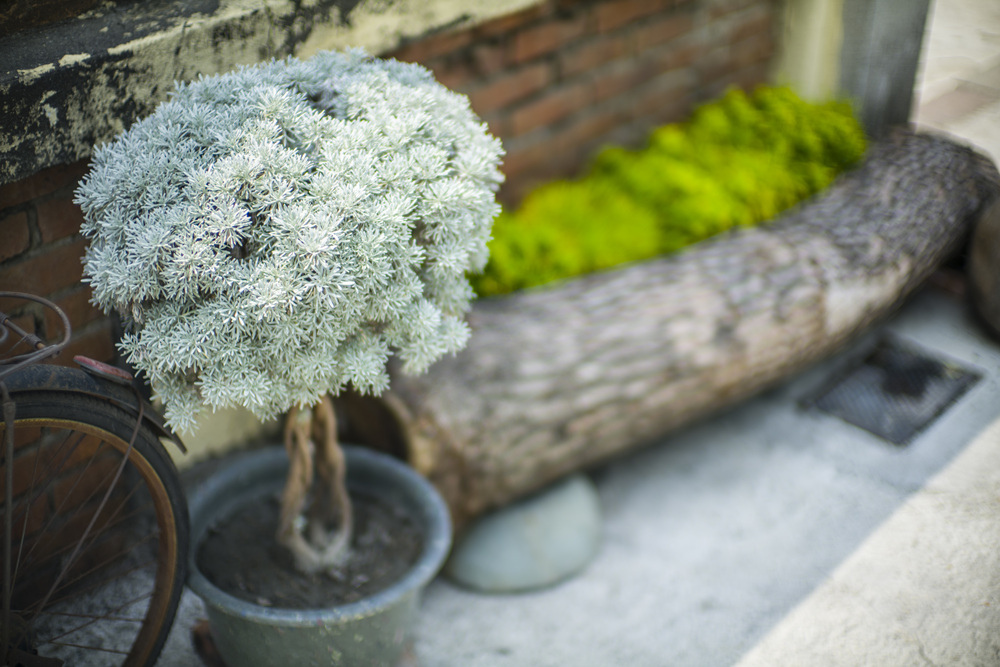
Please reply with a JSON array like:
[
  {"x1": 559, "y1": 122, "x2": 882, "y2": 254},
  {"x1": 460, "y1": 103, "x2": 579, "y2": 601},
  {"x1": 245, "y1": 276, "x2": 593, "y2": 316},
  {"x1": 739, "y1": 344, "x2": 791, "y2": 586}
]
[
  {"x1": 77, "y1": 49, "x2": 503, "y2": 433},
  {"x1": 473, "y1": 86, "x2": 866, "y2": 297},
  {"x1": 76, "y1": 49, "x2": 503, "y2": 572}
]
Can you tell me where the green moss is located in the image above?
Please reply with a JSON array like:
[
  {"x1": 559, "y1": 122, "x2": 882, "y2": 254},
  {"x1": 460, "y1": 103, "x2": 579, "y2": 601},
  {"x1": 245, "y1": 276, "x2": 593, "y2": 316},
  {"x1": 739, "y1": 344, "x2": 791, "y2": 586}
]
[{"x1": 472, "y1": 86, "x2": 866, "y2": 297}]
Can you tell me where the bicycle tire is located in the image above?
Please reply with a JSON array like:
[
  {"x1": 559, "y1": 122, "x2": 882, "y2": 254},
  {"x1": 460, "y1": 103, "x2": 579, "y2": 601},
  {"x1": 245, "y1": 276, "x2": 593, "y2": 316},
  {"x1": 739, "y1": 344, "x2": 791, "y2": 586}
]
[{"x1": 1, "y1": 391, "x2": 188, "y2": 667}]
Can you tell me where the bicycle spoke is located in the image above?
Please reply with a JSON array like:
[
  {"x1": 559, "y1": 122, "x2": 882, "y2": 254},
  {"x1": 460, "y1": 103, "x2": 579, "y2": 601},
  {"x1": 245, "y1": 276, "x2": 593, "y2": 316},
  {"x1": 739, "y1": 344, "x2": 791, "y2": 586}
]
[
  {"x1": 36, "y1": 590, "x2": 153, "y2": 650},
  {"x1": 3, "y1": 383, "x2": 14, "y2": 663},
  {"x1": 6, "y1": 429, "x2": 85, "y2": 557},
  {"x1": 14, "y1": 436, "x2": 129, "y2": 591},
  {"x1": 11, "y1": 492, "x2": 159, "y2": 654},
  {"x1": 32, "y1": 609, "x2": 145, "y2": 623},
  {"x1": 2, "y1": 297, "x2": 185, "y2": 666},
  {"x1": 16, "y1": 493, "x2": 157, "y2": 578},
  {"x1": 1, "y1": 388, "x2": 187, "y2": 667},
  {"x1": 23, "y1": 489, "x2": 156, "y2": 616},
  {"x1": 47, "y1": 640, "x2": 129, "y2": 655},
  {"x1": 11, "y1": 430, "x2": 98, "y2": 576},
  {"x1": 16, "y1": 556, "x2": 157, "y2": 654},
  {"x1": 23, "y1": 434, "x2": 138, "y2": 650},
  {"x1": 25, "y1": 550, "x2": 158, "y2": 618},
  {"x1": 10, "y1": 432, "x2": 44, "y2": 600}
]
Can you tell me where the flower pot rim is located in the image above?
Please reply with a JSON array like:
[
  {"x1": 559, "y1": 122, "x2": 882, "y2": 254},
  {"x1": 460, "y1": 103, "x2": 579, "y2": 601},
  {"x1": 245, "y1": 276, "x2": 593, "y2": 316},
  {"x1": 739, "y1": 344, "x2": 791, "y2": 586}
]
[{"x1": 186, "y1": 444, "x2": 452, "y2": 625}]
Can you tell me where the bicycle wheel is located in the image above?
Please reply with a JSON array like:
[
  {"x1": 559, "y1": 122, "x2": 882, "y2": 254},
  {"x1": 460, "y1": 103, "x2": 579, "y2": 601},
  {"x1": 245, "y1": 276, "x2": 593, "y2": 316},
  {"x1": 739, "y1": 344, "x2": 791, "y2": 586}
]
[{"x1": 1, "y1": 391, "x2": 188, "y2": 666}]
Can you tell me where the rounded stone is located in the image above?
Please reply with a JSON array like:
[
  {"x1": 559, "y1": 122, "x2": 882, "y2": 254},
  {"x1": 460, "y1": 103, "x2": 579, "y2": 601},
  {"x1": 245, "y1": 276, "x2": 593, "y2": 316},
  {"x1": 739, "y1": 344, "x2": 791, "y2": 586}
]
[{"x1": 445, "y1": 473, "x2": 602, "y2": 593}]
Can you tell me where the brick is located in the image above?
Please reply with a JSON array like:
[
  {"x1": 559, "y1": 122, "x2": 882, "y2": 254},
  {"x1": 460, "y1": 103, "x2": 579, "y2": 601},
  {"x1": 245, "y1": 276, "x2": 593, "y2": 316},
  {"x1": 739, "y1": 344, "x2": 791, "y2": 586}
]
[
  {"x1": 473, "y1": 3, "x2": 555, "y2": 40},
  {"x1": 554, "y1": 0, "x2": 591, "y2": 10},
  {"x1": 500, "y1": 140, "x2": 557, "y2": 180},
  {"x1": 594, "y1": 0, "x2": 666, "y2": 33},
  {"x1": 469, "y1": 63, "x2": 554, "y2": 114},
  {"x1": 0, "y1": 239, "x2": 88, "y2": 298},
  {"x1": 491, "y1": 118, "x2": 514, "y2": 140},
  {"x1": 559, "y1": 33, "x2": 629, "y2": 78},
  {"x1": 730, "y1": 32, "x2": 775, "y2": 68},
  {"x1": 0, "y1": 211, "x2": 30, "y2": 262},
  {"x1": 471, "y1": 43, "x2": 509, "y2": 77},
  {"x1": 56, "y1": 319, "x2": 116, "y2": 366},
  {"x1": 500, "y1": 132, "x2": 588, "y2": 197},
  {"x1": 37, "y1": 196, "x2": 83, "y2": 243},
  {"x1": 632, "y1": 70, "x2": 694, "y2": 121},
  {"x1": 650, "y1": 41, "x2": 705, "y2": 72},
  {"x1": 427, "y1": 59, "x2": 476, "y2": 92},
  {"x1": 1, "y1": 311, "x2": 39, "y2": 348},
  {"x1": 388, "y1": 27, "x2": 474, "y2": 63},
  {"x1": 54, "y1": 456, "x2": 119, "y2": 507},
  {"x1": 481, "y1": 112, "x2": 512, "y2": 139},
  {"x1": 509, "y1": 82, "x2": 593, "y2": 135},
  {"x1": 635, "y1": 13, "x2": 694, "y2": 50},
  {"x1": 700, "y1": 61, "x2": 771, "y2": 101},
  {"x1": 729, "y1": 8, "x2": 774, "y2": 44},
  {"x1": 593, "y1": 57, "x2": 666, "y2": 103},
  {"x1": 697, "y1": 44, "x2": 734, "y2": 84},
  {"x1": 709, "y1": 0, "x2": 760, "y2": 20},
  {"x1": 46, "y1": 431, "x2": 107, "y2": 470},
  {"x1": 7, "y1": 493, "x2": 47, "y2": 542},
  {"x1": 45, "y1": 285, "x2": 104, "y2": 341},
  {"x1": 39, "y1": 493, "x2": 116, "y2": 555},
  {"x1": 9, "y1": 425, "x2": 42, "y2": 457},
  {"x1": 0, "y1": 160, "x2": 88, "y2": 211},
  {"x1": 738, "y1": 61, "x2": 772, "y2": 89},
  {"x1": 511, "y1": 15, "x2": 589, "y2": 63},
  {"x1": 501, "y1": 162, "x2": 583, "y2": 206},
  {"x1": 558, "y1": 105, "x2": 629, "y2": 148}
]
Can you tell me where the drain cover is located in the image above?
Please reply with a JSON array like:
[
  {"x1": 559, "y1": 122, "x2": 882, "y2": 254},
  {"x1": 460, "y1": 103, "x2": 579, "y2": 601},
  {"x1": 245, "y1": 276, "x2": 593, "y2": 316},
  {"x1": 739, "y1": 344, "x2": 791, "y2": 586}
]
[{"x1": 809, "y1": 337, "x2": 981, "y2": 445}]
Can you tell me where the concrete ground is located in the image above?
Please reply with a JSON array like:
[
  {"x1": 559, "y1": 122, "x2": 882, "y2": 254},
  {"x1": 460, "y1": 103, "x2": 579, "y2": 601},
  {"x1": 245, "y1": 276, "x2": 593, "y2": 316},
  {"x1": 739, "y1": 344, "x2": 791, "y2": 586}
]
[{"x1": 157, "y1": 1, "x2": 1000, "y2": 665}]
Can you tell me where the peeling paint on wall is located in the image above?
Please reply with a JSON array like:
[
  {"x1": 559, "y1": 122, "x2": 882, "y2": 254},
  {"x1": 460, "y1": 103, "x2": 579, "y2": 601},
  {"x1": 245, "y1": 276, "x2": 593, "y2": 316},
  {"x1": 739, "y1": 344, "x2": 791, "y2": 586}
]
[{"x1": 3, "y1": 0, "x2": 481, "y2": 184}]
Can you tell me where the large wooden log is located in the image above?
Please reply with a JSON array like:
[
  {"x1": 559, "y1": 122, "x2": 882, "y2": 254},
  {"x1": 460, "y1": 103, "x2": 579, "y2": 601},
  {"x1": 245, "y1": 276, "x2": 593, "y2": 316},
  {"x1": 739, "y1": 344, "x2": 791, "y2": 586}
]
[{"x1": 343, "y1": 131, "x2": 1000, "y2": 528}]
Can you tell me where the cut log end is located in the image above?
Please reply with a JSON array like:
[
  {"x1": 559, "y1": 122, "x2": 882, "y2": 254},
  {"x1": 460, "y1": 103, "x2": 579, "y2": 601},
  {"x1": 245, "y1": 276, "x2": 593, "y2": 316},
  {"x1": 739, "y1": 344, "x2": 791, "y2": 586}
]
[{"x1": 969, "y1": 199, "x2": 1000, "y2": 337}]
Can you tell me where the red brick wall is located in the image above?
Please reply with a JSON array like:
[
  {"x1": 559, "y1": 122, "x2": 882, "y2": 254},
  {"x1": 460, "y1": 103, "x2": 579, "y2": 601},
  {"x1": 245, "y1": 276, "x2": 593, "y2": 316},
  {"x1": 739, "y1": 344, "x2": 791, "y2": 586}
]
[
  {"x1": 386, "y1": 0, "x2": 778, "y2": 204},
  {"x1": 0, "y1": 0, "x2": 777, "y2": 363},
  {"x1": 0, "y1": 160, "x2": 114, "y2": 366}
]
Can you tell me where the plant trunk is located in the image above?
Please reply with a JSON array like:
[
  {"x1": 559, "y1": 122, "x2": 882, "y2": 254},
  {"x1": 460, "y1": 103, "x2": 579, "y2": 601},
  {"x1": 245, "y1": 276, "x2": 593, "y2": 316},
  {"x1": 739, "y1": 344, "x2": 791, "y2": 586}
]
[
  {"x1": 341, "y1": 130, "x2": 1000, "y2": 530},
  {"x1": 277, "y1": 396, "x2": 353, "y2": 574}
]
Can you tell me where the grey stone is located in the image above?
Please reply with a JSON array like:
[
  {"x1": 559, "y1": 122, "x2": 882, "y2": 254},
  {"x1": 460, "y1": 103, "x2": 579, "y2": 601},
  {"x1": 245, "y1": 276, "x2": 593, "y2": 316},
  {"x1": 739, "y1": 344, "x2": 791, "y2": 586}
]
[{"x1": 445, "y1": 473, "x2": 602, "y2": 593}]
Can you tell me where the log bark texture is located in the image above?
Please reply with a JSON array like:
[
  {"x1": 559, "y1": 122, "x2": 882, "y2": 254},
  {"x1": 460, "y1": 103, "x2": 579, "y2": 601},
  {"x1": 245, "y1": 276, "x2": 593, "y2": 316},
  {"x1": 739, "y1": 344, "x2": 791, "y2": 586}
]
[{"x1": 344, "y1": 131, "x2": 1000, "y2": 528}]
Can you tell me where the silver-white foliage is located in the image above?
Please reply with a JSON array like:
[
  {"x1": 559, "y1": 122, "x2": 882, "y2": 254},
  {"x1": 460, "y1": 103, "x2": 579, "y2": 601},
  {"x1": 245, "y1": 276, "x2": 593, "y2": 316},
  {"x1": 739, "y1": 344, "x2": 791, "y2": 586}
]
[{"x1": 76, "y1": 50, "x2": 504, "y2": 432}]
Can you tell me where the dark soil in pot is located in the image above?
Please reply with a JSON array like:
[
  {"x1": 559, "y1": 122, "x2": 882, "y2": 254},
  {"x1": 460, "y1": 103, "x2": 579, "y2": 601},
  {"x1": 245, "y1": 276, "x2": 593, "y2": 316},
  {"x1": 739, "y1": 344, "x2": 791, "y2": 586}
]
[{"x1": 196, "y1": 491, "x2": 423, "y2": 609}]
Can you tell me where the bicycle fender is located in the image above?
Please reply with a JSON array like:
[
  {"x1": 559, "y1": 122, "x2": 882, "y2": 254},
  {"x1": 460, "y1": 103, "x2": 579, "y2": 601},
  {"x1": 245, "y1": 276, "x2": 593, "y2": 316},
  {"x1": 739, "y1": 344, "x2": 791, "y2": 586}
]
[{"x1": 0, "y1": 363, "x2": 187, "y2": 455}]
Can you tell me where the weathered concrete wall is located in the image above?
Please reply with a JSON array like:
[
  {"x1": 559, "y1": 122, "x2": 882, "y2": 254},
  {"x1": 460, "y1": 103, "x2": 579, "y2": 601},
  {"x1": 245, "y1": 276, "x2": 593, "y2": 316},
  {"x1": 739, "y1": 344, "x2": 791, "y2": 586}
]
[{"x1": 0, "y1": 0, "x2": 538, "y2": 187}]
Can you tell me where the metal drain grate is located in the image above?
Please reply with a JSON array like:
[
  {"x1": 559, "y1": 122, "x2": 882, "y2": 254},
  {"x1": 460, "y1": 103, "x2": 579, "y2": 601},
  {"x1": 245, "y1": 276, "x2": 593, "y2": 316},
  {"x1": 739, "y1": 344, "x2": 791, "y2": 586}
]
[{"x1": 808, "y1": 337, "x2": 981, "y2": 446}]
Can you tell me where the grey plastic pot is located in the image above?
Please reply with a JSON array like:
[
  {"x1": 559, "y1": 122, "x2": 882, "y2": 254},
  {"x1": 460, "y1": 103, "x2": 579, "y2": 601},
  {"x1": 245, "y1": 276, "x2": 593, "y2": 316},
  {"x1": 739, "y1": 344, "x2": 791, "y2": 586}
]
[{"x1": 187, "y1": 445, "x2": 452, "y2": 667}]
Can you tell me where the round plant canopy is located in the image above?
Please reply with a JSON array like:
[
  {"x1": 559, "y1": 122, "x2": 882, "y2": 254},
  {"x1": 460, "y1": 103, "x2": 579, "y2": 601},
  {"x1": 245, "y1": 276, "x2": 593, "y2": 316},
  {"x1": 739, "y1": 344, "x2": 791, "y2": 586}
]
[{"x1": 76, "y1": 50, "x2": 504, "y2": 432}]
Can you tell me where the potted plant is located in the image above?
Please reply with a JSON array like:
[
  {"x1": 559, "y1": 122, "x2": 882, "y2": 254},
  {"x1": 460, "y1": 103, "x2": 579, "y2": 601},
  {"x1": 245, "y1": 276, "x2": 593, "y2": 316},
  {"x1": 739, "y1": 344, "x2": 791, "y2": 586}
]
[{"x1": 75, "y1": 49, "x2": 503, "y2": 665}]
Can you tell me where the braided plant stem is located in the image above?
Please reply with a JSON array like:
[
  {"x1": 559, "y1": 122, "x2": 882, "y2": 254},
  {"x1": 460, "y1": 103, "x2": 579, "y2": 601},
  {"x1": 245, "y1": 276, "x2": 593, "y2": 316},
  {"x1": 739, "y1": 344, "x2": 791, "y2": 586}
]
[{"x1": 277, "y1": 396, "x2": 352, "y2": 574}]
